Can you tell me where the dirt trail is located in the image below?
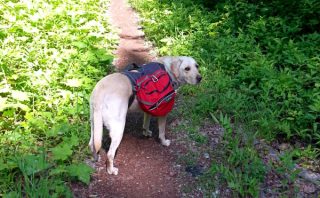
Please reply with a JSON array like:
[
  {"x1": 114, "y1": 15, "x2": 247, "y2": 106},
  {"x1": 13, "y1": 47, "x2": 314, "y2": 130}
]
[
  {"x1": 109, "y1": 0, "x2": 155, "y2": 69},
  {"x1": 71, "y1": 0, "x2": 193, "y2": 197}
]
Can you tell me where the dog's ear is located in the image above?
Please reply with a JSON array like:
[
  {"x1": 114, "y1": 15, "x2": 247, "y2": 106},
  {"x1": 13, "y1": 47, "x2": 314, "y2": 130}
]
[{"x1": 170, "y1": 58, "x2": 183, "y2": 79}]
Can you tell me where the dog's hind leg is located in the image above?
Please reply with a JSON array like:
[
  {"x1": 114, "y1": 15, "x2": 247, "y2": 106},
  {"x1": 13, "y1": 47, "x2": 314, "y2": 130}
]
[
  {"x1": 142, "y1": 113, "x2": 152, "y2": 137},
  {"x1": 158, "y1": 116, "x2": 171, "y2": 146},
  {"x1": 105, "y1": 118, "x2": 125, "y2": 175}
]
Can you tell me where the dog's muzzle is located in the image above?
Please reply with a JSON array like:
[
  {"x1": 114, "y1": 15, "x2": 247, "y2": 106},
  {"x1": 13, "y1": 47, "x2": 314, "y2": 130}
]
[{"x1": 196, "y1": 75, "x2": 202, "y2": 83}]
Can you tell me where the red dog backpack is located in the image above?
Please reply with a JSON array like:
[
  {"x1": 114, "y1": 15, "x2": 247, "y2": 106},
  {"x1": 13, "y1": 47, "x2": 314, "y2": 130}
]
[{"x1": 122, "y1": 62, "x2": 176, "y2": 116}]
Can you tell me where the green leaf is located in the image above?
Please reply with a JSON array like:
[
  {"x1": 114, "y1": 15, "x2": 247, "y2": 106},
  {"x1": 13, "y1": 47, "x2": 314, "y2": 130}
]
[
  {"x1": 46, "y1": 123, "x2": 70, "y2": 137},
  {"x1": 72, "y1": 41, "x2": 87, "y2": 49},
  {"x1": 62, "y1": 134, "x2": 79, "y2": 147},
  {"x1": 51, "y1": 143, "x2": 73, "y2": 161},
  {"x1": 47, "y1": 126, "x2": 60, "y2": 137},
  {"x1": 69, "y1": 134, "x2": 79, "y2": 147},
  {"x1": 66, "y1": 163, "x2": 94, "y2": 184},
  {"x1": 49, "y1": 165, "x2": 67, "y2": 176},
  {"x1": 86, "y1": 50, "x2": 98, "y2": 63},
  {"x1": 3, "y1": 109, "x2": 14, "y2": 117},
  {"x1": 95, "y1": 49, "x2": 113, "y2": 63}
]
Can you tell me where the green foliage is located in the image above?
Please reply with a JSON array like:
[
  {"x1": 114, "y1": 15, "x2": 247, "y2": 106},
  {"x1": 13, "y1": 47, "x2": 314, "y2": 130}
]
[
  {"x1": 51, "y1": 135, "x2": 79, "y2": 161},
  {"x1": 16, "y1": 153, "x2": 51, "y2": 176},
  {"x1": 131, "y1": 0, "x2": 320, "y2": 195},
  {"x1": 66, "y1": 163, "x2": 94, "y2": 185},
  {"x1": 210, "y1": 113, "x2": 266, "y2": 197},
  {"x1": 130, "y1": 0, "x2": 320, "y2": 148},
  {"x1": 0, "y1": 0, "x2": 116, "y2": 195},
  {"x1": 277, "y1": 150, "x2": 300, "y2": 183}
]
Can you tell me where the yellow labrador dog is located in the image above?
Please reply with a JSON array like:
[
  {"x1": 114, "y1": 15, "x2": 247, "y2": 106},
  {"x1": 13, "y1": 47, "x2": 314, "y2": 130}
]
[{"x1": 89, "y1": 56, "x2": 201, "y2": 175}]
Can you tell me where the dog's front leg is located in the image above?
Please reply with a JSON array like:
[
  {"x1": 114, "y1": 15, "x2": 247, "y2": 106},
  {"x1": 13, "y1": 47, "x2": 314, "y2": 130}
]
[
  {"x1": 158, "y1": 116, "x2": 170, "y2": 146},
  {"x1": 142, "y1": 113, "x2": 152, "y2": 137}
]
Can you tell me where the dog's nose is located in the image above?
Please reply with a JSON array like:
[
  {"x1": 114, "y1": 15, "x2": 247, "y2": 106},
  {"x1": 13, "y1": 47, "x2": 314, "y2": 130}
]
[{"x1": 196, "y1": 75, "x2": 202, "y2": 83}]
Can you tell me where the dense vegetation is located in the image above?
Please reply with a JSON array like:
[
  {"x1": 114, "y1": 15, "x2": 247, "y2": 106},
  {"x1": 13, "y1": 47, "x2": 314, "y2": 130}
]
[
  {"x1": 1, "y1": 0, "x2": 319, "y2": 196},
  {"x1": 0, "y1": 0, "x2": 115, "y2": 196},
  {"x1": 130, "y1": 0, "x2": 320, "y2": 196}
]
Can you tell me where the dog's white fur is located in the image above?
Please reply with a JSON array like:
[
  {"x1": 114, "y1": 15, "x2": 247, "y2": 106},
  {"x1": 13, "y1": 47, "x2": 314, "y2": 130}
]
[{"x1": 89, "y1": 56, "x2": 201, "y2": 175}]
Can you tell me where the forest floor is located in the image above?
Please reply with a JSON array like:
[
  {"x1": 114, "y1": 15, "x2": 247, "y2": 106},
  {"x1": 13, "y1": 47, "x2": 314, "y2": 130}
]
[{"x1": 70, "y1": 0, "x2": 320, "y2": 197}]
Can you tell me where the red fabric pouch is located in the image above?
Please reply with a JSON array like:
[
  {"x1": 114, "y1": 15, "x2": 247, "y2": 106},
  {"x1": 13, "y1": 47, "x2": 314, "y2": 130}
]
[{"x1": 135, "y1": 69, "x2": 175, "y2": 116}]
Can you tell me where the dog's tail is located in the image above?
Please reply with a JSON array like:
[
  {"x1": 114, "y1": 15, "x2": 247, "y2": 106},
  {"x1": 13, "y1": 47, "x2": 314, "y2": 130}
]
[{"x1": 89, "y1": 96, "x2": 103, "y2": 161}]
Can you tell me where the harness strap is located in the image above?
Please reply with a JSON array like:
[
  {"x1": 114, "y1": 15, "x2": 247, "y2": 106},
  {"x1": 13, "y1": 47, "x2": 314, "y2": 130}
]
[
  {"x1": 126, "y1": 74, "x2": 137, "y2": 108},
  {"x1": 128, "y1": 94, "x2": 135, "y2": 108},
  {"x1": 123, "y1": 63, "x2": 141, "y2": 108},
  {"x1": 149, "y1": 91, "x2": 175, "y2": 111}
]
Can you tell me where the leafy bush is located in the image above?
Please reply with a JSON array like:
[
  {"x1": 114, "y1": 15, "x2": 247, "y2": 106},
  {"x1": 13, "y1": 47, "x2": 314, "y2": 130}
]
[{"x1": 0, "y1": 0, "x2": 116, "y2": 195}]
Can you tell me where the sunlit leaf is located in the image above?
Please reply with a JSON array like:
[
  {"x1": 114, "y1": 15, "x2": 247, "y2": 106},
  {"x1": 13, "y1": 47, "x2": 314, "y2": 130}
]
[
  {"x1": 0, "y1": 86, "x2": 11, "y2": 93},
  {"x1": 65, "y1": 79, "x2": 82, "y2": 88},
  {"x1": 72, "y1": 41, "x2": 87, "y2": 49},
  {"x1": 1, "y1": 102, "x2": 30, "y2": 112},
  {"x1": 0, "y1": 97, "x2": 8, "y2": 111},
  {"x1": 11, "y1": 90, "x2": 29, "y2": 101}
]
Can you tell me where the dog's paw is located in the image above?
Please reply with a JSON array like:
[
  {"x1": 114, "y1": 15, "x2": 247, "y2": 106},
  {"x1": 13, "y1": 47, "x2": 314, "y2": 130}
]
[
  {"x1": 142, "y1": 129, "x2": 152, "y2": 137},
  {"x1": 107, "y1": 167, "x2": 119, "y2": 175},
  {"x1": 161, "y1": 139, "x2": 171, "y2": 147}
]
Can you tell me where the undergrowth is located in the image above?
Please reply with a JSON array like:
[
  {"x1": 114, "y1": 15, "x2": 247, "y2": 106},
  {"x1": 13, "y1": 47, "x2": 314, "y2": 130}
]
[
  {"x1": 0, "y1": 0, "x2": 116, "y2": 196},
  {"x1": 131, "y1": 0, "x2": 320, "y2": 196}
]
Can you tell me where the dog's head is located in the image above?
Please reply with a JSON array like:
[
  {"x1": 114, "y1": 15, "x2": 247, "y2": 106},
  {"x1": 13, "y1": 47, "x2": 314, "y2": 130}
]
[{"x1": 160, "y1": 56, "x2": 202, "y2": 85}]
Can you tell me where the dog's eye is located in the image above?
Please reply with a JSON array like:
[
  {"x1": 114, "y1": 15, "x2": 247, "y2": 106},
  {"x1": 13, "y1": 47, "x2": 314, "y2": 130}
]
[
  {"x1": 195, "y1": 64, "x2": 199, "y2": 68},
  {"x1": 185, "y1": 67, "x2": 191, "y2": 71}
]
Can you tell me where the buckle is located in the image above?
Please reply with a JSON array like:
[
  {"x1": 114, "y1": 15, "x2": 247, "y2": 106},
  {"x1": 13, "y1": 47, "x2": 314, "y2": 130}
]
[
  {"x1": 134, "y1": 85, "x2": 139, "y2": 91},
  {"x1": 151, "y1": 75, "x2": 158, "y2": 82}
]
